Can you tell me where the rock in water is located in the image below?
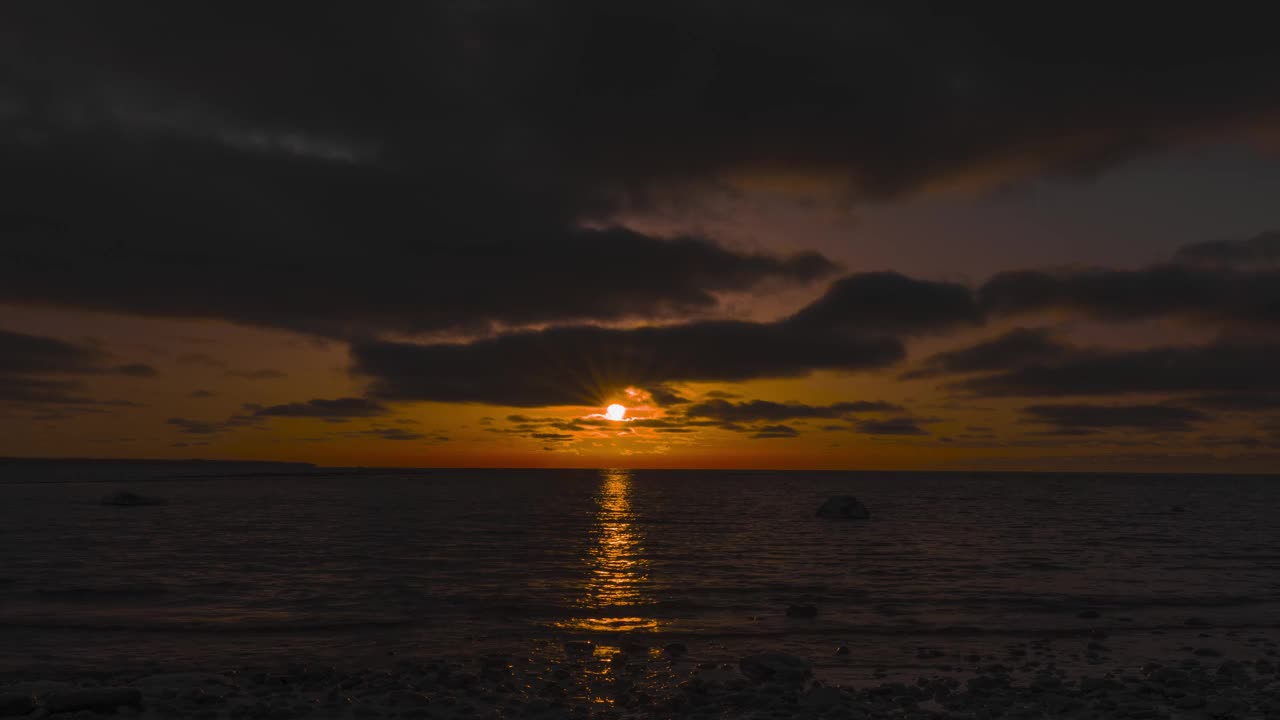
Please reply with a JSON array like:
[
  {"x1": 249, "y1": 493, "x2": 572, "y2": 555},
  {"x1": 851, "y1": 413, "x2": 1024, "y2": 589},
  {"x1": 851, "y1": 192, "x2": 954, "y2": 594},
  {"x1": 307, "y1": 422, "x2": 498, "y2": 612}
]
[
  {"x1": 816, "y1": 496, "x2": 869, "y2": 519},
  {"x1": 101, "y1": 490, "x2": 166, "y2": 506},
  {"x1": 739, "y1": 653, "x2": 812, "y2": 685},
  {"x1": 44, "y1": 687, "x2": 143, "y2": 714},
  {"x1": 0, "y1": 693, "x2": 35, "y2": 717}
]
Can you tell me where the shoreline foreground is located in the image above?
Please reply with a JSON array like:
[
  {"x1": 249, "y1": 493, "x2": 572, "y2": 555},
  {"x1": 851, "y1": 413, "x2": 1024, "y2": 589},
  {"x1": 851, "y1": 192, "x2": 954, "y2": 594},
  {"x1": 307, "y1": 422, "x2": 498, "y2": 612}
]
[{"x1": 3, "y1": 636, "x2": 1278, "y2": 720}]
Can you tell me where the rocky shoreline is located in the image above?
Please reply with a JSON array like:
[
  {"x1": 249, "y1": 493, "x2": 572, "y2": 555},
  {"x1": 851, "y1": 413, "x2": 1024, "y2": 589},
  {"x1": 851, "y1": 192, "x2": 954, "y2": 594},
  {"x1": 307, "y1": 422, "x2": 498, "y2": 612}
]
[{"x1": 2, "y1": 636, "x2": 1279, "y2": 720}]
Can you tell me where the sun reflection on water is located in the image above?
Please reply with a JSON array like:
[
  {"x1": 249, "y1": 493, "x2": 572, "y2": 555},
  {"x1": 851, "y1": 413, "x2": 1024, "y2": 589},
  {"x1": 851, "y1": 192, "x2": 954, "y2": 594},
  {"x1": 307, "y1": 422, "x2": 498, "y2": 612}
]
[{"x1": 559, "y1": 468, "x2": 658, "y2": 633}]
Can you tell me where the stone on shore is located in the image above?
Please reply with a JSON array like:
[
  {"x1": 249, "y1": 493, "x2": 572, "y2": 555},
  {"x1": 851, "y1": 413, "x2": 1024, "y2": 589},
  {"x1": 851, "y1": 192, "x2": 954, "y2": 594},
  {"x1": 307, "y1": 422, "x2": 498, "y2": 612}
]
[
  {"x1": 8, "y1": 644, "x2": 1280, "y2": 720},
  {"x1": 44, "y1": 687, "x2": 143, "y2": 714},
  {"x1": 739, "y1": 653, "x2": 812, "y2": 685},
  {"x1": 816, "y1": 496, "x2": 869, "y2": 519}
]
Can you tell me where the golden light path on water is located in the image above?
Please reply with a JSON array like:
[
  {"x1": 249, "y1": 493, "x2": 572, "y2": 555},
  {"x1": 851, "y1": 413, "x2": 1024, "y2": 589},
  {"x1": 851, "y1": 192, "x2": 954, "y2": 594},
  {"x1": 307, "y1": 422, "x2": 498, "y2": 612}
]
[{"x1": 558, "y1": 468, "x2": 659, "y2": 634}]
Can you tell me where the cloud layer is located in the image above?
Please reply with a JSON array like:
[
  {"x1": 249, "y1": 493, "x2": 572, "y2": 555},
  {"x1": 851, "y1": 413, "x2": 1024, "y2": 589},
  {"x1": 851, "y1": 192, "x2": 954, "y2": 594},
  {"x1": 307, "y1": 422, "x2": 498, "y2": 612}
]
[
  {"x1": 0, "y1": 329, "x2": 155, "y2": 407},
  {"x1": 351, "y1": 272, "x2": 982, "y2": 406},
  {"x1": 4, "y1": 5, "x2": 1280, "y2": 340}
]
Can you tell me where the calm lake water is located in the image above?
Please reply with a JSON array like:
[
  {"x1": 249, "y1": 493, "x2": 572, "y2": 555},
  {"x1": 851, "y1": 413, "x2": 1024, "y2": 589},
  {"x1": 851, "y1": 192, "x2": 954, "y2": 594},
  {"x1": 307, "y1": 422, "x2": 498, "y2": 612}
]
[{"x1": 2, "y1": 465, "x2": 1279, "y2": 674}]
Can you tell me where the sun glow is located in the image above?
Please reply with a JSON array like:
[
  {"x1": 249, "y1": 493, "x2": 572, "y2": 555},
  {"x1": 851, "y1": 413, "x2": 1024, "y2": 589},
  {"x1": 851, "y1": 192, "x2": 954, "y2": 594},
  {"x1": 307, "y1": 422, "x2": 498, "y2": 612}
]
[{"x1": 604, "y1": 404, "x2": 627, "y2": 422}]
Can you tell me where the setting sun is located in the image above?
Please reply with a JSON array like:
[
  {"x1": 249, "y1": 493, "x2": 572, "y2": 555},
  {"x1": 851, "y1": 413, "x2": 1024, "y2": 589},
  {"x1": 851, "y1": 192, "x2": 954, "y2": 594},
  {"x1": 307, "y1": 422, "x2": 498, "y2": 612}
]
[{"x1": 604, "y1": 404, "x2": 627, "y2": 421}]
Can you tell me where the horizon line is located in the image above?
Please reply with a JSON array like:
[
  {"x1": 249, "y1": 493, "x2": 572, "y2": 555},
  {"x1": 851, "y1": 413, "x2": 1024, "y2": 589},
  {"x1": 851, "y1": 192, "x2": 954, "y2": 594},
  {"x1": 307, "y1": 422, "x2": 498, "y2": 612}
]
[{"x1": 1, "y1": 455, "x2": 1277, "y2": 478}]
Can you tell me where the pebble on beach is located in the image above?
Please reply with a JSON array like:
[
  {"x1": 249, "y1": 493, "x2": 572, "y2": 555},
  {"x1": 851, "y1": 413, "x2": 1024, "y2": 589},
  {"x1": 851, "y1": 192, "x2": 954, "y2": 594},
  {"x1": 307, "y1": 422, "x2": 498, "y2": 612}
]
[{"x1": 5, "y1": 631, "x2": 1280, "y2": 720}]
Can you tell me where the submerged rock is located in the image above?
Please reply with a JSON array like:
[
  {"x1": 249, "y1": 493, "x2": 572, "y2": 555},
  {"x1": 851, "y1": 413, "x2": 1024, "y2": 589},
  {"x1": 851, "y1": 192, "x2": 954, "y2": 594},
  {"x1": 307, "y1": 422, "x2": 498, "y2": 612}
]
[
  {"x1": 816, "y1": 496, "x2": 869, "y2": 519},
  {"x1": 101, "y1": 490, "x2": 167, "y2": 507},
  {"x1": 739, "y1": 653, "x2": 812, "y2": 685}
]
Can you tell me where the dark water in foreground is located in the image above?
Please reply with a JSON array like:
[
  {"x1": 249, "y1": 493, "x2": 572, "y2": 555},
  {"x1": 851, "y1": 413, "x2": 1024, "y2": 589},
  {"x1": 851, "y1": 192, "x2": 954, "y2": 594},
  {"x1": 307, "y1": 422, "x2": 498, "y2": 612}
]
[{"x1": 2, "y1": 465, "x2": 1279, "y2": 674}]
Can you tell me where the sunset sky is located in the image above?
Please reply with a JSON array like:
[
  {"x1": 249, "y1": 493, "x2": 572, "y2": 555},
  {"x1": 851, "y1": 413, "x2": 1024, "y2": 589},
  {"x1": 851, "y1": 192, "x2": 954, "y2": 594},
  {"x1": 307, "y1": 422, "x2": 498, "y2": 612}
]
[{"x1": 3, "y1": 4, "x2": 1280, "y2": 471}]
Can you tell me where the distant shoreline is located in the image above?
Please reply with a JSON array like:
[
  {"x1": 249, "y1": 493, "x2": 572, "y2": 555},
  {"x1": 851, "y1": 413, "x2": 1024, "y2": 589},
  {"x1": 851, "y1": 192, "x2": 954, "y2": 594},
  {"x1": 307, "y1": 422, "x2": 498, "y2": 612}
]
[{"x1": 0, "y1": 457, "x2": 316, "y2": 469}]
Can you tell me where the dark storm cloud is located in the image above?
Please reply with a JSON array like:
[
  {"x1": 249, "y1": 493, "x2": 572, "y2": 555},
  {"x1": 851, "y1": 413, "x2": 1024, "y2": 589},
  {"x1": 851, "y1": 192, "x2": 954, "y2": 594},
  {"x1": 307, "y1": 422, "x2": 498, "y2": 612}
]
[
  {"x1": 1022, "y1": 404, "x2": 1209, "y2": 433},
  {"x1": 0, "y1": 328, "x2": 156, "y2": 411},
  {"x1": 0, "y1": 145, "x2": 837, "y2": 339},
  {"x1": 355, "y1": 319, "x2": 898, "y2": 407},
  {"x1": 248, "y1": 397, "x2": 389, "y2": 421},
  {"x1": 359, "y1": 428, "x2": 435, "y2": 442},
  {"x1": 166, "y1": 412, "x2": 262, "y2": 435},
  {"x1": 980, "y1": 265, "x2": 1280, "y2": 325},
  {"x1": 350, "y1": 270, "x2": 995, "y2": 406},
  {"x1": 979, "y1": 232, "x2": 1280, "y2": 326},
  {"x1": 0, "y1": 329, "x2": 156, "y2": 377},
  {"x1": 855, "y1": 418, "x2": 931, "y2": 436},
  {"x1": 166, "y1": 417, "x2": 226, "y2": 435},
  {"x1": 683, "y1": 398, "x2": 901, "y2": 423},
  {"x1": 950, "y1": 340, "x2": 1280, "y2": 398},
  {"x1": 750, "y1": 424, "x2": 799, "y2": 440},
  {"x1": 786, "y1": 273, "x2": 981, "y2": 335},
  {"x1": 225, "y1": 369, "x2": 287, "y2": 381},
  {"x1": 0, "y1": 376, "x2": 93, "y2": 405},
  {"x1": 904, "y1": 328, "x2": 1075, "y2": 379},
  {"x1": 646, "y1": 384, "x2": 689, "y2": 407},
  {"x1": 4, "y1": 5, "x2": 1280, "y2": 337},
  {"x1": 171, "y1": 402, "x2": 429, "y2": 440},
  {"x1": 1184, "y1": 393, "x2": 1280, "y2": 411},
  {"x1": 627, "y1": 418, "x2": 688, "y2": 430},
  {"x1": 1174, "y1": 231, "x2": 1280, "y2": 269},
  {"x1": 116, "y1": 363, "x2": 159, "y2": 377},
  {"x1": 0, "y1": 329, "x2": 108, "y2": 375}
]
